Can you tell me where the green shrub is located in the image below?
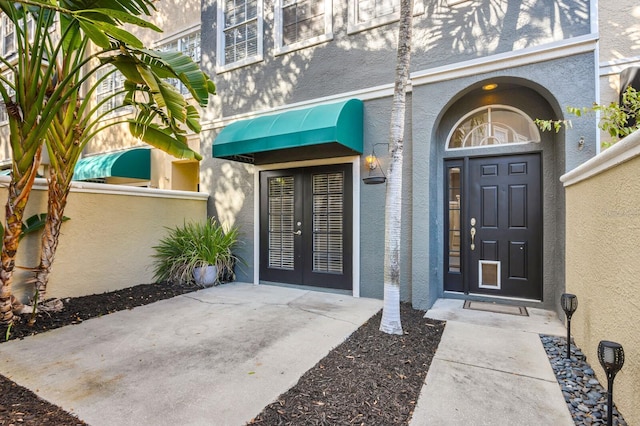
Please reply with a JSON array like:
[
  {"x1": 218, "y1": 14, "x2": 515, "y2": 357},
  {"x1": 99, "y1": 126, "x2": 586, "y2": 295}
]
[
  {"x1": 535, "y1": 87, "x2": 640, "y2": 147},
  {"x1": 152, "y1": 218, "x2": 241, "y2": 287}
]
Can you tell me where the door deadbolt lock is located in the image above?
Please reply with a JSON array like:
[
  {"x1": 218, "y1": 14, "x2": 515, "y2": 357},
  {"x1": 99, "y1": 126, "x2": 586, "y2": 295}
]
[{"x1": 470, "y1": 217, "x2": 476, "y2": 226}]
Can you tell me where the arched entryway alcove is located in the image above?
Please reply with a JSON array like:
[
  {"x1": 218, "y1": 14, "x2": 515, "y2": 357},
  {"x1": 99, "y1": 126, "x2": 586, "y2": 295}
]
[{"x1": 431, "y1": 78, "x2": 564, "y2": 307}]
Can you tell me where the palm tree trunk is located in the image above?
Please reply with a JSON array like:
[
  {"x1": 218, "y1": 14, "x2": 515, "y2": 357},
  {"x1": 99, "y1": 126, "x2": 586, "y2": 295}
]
[
  {"x1": 380, "y1": 0, "x2": 414, "y2": 335},
  {"x1": 0, "y1": 147, "x2": 42, "y2": 325},
  {"x1": 31, "y1": 97, "x2": 80, "y2": 311},
  {"x1": 33, "y1": 173, "x2": 69, "y2": 302}
]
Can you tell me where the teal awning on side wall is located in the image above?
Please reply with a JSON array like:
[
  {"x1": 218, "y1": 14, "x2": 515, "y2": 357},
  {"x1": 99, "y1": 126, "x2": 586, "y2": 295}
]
[
  {"x1": 73, "y1": 148, "x2": 151, "y2": 181},
  {"x1": 213, "y1": 99, "x2": 363, "y2": 164}
]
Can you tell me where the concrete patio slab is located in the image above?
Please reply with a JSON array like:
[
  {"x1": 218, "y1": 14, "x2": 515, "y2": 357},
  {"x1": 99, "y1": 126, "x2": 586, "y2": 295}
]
[{"x1": 0, "y1": 283, "x2": 382, "y2": 426}]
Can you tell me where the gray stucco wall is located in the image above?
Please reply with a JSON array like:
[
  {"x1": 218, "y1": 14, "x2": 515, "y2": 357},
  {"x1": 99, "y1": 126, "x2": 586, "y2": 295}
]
[
  {"x1": 198, "y1": 0, "x2": 597, "y2": 309},
  {"x1": 200, "y1": 0, "x2": 591, "y2": 118},
  {"x1": 412, "y1": 0, "x2": 591, "y2": 71}
]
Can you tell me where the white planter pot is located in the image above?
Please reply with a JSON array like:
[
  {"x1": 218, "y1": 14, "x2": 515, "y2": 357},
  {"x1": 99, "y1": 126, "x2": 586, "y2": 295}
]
[{"x1": 193, "y1": 265, "x2": 218, "y2": 287}]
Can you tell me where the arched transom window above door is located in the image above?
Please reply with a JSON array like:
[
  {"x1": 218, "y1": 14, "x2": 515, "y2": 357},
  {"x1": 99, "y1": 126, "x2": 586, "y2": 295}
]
[{"x1": 446, "y1": 105, "x2": 541, "y2": 150}]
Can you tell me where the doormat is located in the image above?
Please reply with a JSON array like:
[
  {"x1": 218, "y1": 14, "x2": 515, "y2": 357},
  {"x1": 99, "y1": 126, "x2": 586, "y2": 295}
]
[{"x1": 463, "y1": 300, "x2": 528, "y2": 316}]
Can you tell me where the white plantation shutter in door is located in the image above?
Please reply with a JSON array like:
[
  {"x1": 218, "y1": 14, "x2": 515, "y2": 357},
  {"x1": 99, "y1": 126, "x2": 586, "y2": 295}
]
[
  {"x1": 267, "y1": 176, "x2": 295, "y2": 270},
  {"x1": 312, "y1": 172, "x2": 344, "y2": 274}
]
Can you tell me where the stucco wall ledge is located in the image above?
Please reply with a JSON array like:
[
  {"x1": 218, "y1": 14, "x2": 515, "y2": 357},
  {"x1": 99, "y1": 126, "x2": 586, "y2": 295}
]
[
  {"x1": 561, "y1": 130, "x2": 640, "y2": 187},
  {"x1": 0, "y1": 176, "x2": 210, "y2": 201}
]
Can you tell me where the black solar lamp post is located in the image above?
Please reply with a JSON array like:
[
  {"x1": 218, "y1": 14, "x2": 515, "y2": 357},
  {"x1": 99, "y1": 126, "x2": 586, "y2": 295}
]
[
  {"x1": 560, "y1": 293, "x2": 578, "y2": 359},
  {"x1": 598, "y1": 340, "x2": 625, "y2": 426}
]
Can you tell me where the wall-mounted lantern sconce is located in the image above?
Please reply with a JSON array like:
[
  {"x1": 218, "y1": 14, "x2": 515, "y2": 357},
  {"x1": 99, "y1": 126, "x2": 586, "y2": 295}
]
[
  {"x1": 560, "y1": 293, "x2": 578, "y2": 359},
  {"x1": 597, "y1": 340, "x2": 625, "y2": 426},
  {"x1": 363, "y1": 143, "x2": 388, "y2": 185}
]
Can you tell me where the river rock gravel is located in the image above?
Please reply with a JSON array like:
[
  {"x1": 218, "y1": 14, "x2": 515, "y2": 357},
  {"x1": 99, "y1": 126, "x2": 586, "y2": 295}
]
[{"x1": 541, "y1": 334, "x2": 628, "y2": 426}]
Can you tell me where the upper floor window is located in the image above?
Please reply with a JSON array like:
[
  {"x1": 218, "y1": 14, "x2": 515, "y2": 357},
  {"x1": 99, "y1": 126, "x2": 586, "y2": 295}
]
[
  {"x1": 0, "y1": 71, "x2": 14, "y2": 124},
  {"x1": 95, "y1": 66, "x2": 129, "y2": 118},
  {"x1": 348, "y1": 0, "x2": 423, "y2": 34},
  {"x1": 446, "y1": 105, "x2": 541, "y2": 150},
  {"x1": 2, "y1": 15, "x2": 15, "y2": 56},
  {"x1": 1, "y1": 12, "x2": 39, "y2": 59},
  {"x1": 357, "y1": 0, "x2": 398, "y2": 22},
  {"x1": 157, "y1": 29, "x2": 201, "y2": 96},
  {"x1": 275, "y1": 0, "x2": 332, "y2": 55},
  {"x1": 217, "y1": 0, "x2": 263, "y2": 72}
]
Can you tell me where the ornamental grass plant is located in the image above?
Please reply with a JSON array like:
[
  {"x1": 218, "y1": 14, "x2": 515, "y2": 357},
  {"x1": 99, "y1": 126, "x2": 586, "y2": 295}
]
[{"x1": 152, "y1": 218, "x2": 240, "y2": 287}]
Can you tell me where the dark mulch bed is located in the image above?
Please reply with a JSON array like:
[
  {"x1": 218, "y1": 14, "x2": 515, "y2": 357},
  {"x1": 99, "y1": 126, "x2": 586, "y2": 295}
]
[
  {"x1": 1, "y1": 283, "x2": 198, "y2": 342},
  {"x1": 0, "y1": 285, "x2": 445, "y2": 426},
  {"x1": 249, "y1": 304, "x2": 445, "y2": 425},
  {"x1": 0, "y1": 375, "x2": 86, "y2": 426}
]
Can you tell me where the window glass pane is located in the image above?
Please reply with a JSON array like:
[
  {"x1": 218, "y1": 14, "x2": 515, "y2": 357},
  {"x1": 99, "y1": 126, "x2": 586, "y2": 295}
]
[
  {"x1": 182, "y1": 33, "x2": 201, "y2": 62},
  {"x1": 247, "y1": 0, "x2": 258, "y2": 19},
  {"x1": 356, "y1": 0, "x2": 399, "y2": 24},
  {"x1": 3, "y1": 16, "x2": 15, "y2": 55},
  {"x1": 447, "y1": 106, "x2": 540, "y2": 150},
  {"x1": 282, "y1": 0, "x2": 325, "y2": 46},
  {"x1": 96, "y1": 66, "x2": 128, "y2": 116},
  {"x1": 221, "y1": 0, "x2": 261, "y2": 65},
  {"x1": 0, "y1": 71, "x2": 14, "y2": 122},
  {"x1": 448, "y1": 167, "x2": 461, "y2": 273},
  {"x1": 223, "y1": 0, "x2": 259, "y2": 64}
]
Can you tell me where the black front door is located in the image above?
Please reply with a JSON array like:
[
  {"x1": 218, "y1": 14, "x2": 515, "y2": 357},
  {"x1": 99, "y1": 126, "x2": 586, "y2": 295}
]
[
  {"x1": 444, "y1": 153, "x2": 542, "y2": 300},
  {"x1": 259, "y1": 164, "x2": 352, "y2": 290}
]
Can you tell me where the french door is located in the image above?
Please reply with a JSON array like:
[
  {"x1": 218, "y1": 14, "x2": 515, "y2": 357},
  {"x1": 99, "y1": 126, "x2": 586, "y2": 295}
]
[
  {"x1": 259, "y1": 164, "x2": 352, "y2": 290},
  {"x1": 444, "y1": 153, "x2": 542, "y2": 300}
]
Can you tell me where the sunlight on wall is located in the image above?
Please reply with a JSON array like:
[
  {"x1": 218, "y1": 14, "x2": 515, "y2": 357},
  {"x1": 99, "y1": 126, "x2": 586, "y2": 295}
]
[
  {"x1": 134, "y1": 0, "x2": 201, "y2": 46},
  {"x1": 84, "y1": 121, "x2": 135, "y2": 154},
  {"x1": 600, "y1": 1, "x2": 640, "y2": 61},
  {"x1": 627, "y1": 21, "x2": 640, "y2": 54},
  {"x1": 213, "y1": 163, "x2": 248, "y2": 228},
  {"x1": 200, "y1": 155, "x2": 253, "y2": 229}
]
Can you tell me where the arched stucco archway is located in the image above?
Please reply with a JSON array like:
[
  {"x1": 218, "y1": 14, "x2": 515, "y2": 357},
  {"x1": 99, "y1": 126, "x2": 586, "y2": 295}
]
[{"x1": 412, "y1": 76, "x2": 571, "y2": 311}]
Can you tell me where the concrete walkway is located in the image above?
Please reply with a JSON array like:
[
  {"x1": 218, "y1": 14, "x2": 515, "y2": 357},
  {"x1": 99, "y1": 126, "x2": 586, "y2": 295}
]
[
  {"x1": 0, "y1": 283, "x2": 382, "y2": 426},
  {"x1": 411, "y1": 298, "x2": 574, "y2": 426}
]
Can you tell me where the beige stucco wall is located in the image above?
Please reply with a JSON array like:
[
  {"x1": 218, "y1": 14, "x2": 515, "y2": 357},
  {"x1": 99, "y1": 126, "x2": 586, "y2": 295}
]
[
  {"x1": 0, "y1": 177, "x2": 208, "y2": 301},
  {"x1": 563, "y1": 131, "x2": 640, "y2": 426}
]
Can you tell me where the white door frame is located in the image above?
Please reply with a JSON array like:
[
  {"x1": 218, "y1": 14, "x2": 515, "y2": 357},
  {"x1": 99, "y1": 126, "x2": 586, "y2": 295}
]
[{"x1": 253, "y1": 156, "x2": 361, "y2": 297}]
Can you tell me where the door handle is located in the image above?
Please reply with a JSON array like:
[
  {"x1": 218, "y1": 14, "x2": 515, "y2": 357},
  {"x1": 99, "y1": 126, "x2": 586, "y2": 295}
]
[
  {"x1": 470, "y1": 227, "x2": 476, "y2": 251},
  {"x1": 293, "y1": 230, "x2": 302, "y2": 235}
]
